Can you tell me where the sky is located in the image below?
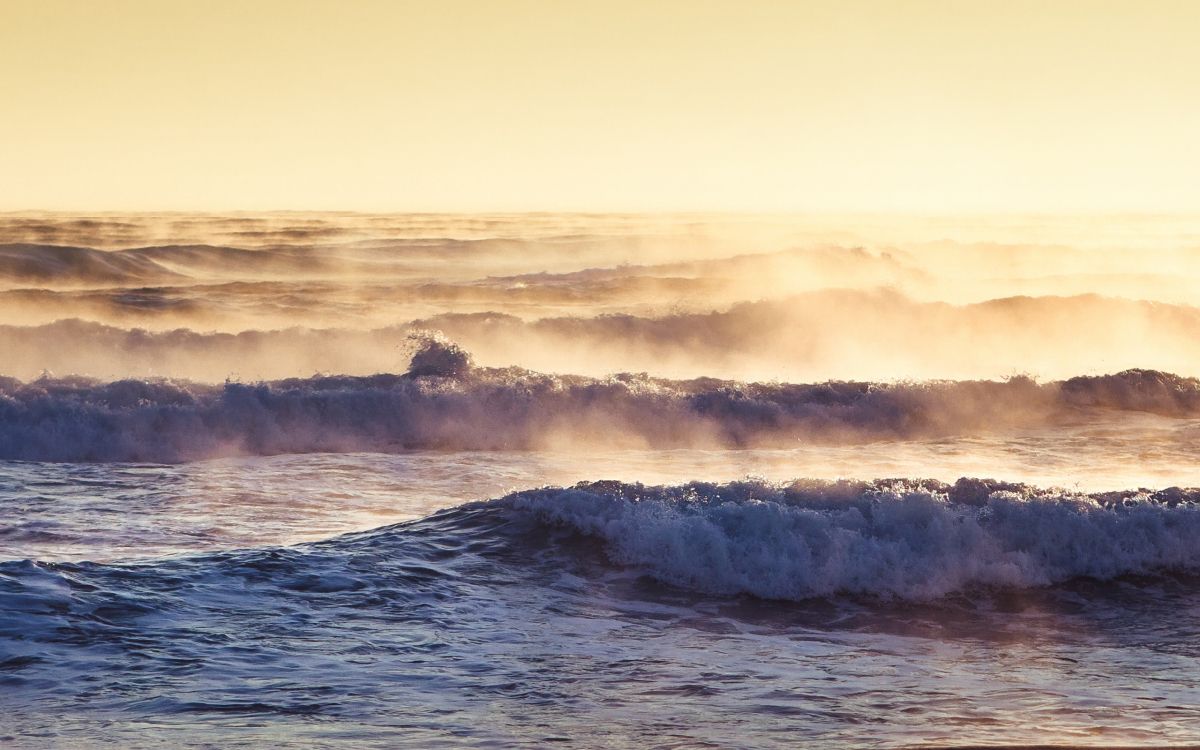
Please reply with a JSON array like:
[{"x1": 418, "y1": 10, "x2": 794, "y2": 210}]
[{"x1": 2, "y1": 0, "x2": 1198, "y2": 212}]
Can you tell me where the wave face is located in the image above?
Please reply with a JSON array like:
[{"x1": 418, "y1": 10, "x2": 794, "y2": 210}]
[
  {"x1": 0, "y1": 243, "x2": 187, "y2": 285},
  {"x1": 1, "y1": 365, "x2": 1198, "y2": 462}
]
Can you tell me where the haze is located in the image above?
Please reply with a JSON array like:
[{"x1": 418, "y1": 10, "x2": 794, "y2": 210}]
[{"x1": 3, "y1": 0, "x2": 1199, "y2": 213}]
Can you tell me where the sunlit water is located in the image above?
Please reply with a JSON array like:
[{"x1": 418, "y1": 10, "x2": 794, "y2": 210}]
[
  {"x1": 5, "y1": 213, "x2": 1200, "y2": 747},
  {"x1": 4, "y1": 417, "x2": 1200, "y2": 748}
]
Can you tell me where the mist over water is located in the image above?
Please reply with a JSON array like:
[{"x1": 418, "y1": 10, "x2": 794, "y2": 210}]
[
  {"x1": 4, "y1": 213, "x2": 1200, "y2": 747},
  {"x1": 4, "y1": 212, "x2": 1200, "y2": 381}
]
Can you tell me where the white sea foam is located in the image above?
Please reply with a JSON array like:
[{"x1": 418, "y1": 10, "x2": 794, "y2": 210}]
[
  {"x1": 502, "y1": 478, "x2": 1200, "y2": 600},
  {"x1": 0, "y1": 360, "x2": 1197, "y2": 462}
]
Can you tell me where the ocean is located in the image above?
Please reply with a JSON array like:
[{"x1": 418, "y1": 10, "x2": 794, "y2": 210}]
[{"x1": 2, "y1": 213, "x2": 1199, "y2": 748}]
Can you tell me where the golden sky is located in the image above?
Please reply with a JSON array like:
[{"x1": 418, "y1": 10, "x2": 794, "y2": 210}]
[{"x1": 2, "y1": 0, "x2": 1198, "y2": 212}]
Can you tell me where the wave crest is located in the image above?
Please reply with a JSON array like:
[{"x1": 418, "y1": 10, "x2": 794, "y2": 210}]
[
  {"x1": 0, "y1": 365, "x2": 1198, "y2": 461},
  {"x1": 497, "y1": 478, "x2": 1200, "y2": 600}
]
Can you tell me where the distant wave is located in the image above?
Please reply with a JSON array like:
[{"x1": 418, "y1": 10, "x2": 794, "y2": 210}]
[
  {"x1": 0, "y1": 232, "x2": 811, "y2": 287},
  {"x1": 0, "y1": 275, "x2": 738, "y2": 330},
  {"x1": 416, "y1": 290, "x2": 1200, "y2": 375},
  {"x1": 0, "y1": 318, "x2": 419, "y2": 382},
  {"x1": 0, "y1": 242, "x2": 398, "y2": 285},
  {"x1": 0, "y1": 243, "x2": 186, "y2": 285},
  {"x1": 4, "y1": 285, "x2": 1200, "y2": 382},
  {"x1": 0, "y1": 355, "x2": 1197, "y2": 461}
]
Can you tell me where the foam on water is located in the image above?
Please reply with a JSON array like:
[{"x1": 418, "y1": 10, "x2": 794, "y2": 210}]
[
  {"x1": 0, "y1": 361, "x2": 1197, "y2": 462},
  {"x1": 506, "y1": 478, "x2": 1200, "y2": 600}
]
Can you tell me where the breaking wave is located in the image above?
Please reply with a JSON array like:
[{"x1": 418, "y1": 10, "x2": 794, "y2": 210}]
[
  {"x1": 498, "y1": 477, "x2": 1200, "y2": 600},
  {"x1": 3, "y1": 287, "x2": 1200, "y2": 382},
  {"x1": 0, "y1": 355, "x2": 1197, "y2": 461},
  {"x1": 5, "y1": 478, "x2": 1198, "y2": 607}
]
